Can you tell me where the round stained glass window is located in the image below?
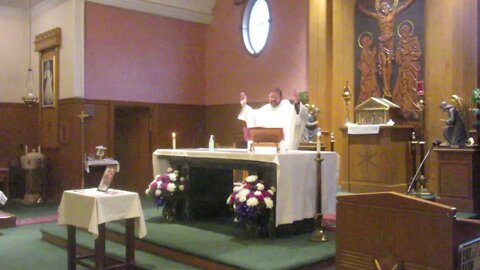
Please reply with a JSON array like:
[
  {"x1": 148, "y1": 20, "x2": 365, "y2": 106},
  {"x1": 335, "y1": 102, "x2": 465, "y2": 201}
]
[{"x1": 242, "y1": 0, "x2": 271, "y2": 55}]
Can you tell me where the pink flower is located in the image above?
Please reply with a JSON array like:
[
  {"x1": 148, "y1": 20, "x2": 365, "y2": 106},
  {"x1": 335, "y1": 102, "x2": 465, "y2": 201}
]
[{"x1": 149, "y1": 182, "x2": 158, "y2": 189}]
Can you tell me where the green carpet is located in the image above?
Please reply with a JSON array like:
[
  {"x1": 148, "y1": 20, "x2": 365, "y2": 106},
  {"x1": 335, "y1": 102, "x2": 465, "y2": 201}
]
[
  {"x1": 0, "y1": 224, "x2": 81, "y2": 269},
  {"x1": 38, "y1": 223, "x2": 200, "y2": 269},
  {"x1": 108, "y1": 205, "x2": 336, "y2": 270},
  {"x1": 1, "y1": 199, "x2": 58, "y2": 219}
]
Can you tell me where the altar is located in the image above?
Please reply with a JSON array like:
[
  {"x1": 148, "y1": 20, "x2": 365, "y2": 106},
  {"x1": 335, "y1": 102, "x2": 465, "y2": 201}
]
[{"x1": 152, "y1": 149, "x2": 339, "y2": 226}]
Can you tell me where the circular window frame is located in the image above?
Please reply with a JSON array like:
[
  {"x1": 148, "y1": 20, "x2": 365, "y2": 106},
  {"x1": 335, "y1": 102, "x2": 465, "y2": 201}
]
[{"x1": 241, "y1": 0, "x2": 272, "y2": 56}]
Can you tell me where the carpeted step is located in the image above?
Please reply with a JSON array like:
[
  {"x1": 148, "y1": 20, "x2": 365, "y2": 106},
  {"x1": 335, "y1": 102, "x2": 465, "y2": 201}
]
[
  {"x1": 104, "y1": 215, "x2": 336, "y2": 270},
  {"x1": 0, "y1": 210, "x2": 16, "y2": 228},
  {"x1": 39, "y1": 223, "x2": 200, "y2": 270}
]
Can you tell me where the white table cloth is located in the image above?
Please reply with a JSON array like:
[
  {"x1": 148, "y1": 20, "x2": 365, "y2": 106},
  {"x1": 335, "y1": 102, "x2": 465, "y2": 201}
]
[
  {"x1": 153, "y1": 148, "x2": 339, "y2": 226},
  {"x1": 57, "y1": 188, "x2": 146, "y2": 238},
  {"x1": 0, "y1": 191, "x2": 7, "y2": 205}
]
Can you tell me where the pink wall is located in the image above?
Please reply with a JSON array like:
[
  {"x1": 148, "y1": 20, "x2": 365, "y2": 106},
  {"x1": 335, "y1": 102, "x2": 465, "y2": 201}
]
[
  {"x1": 85, "y1": 2, "x2": 206, "y2": 104},
  {"x1": 205, "y1": 0, "x2": 309, "y2": 105}
]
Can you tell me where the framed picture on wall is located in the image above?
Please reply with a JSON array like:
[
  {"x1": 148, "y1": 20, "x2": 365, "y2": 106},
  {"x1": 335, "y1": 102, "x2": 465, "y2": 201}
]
[{"x1": 41, "y1": 56, "x2": 56, "y2": 108}]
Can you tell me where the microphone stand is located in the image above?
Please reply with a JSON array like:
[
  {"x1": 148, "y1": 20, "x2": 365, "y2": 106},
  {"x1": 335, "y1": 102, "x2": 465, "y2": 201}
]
[{"x1": 406, "y1": 140, "x2": 438, "y2": 198}]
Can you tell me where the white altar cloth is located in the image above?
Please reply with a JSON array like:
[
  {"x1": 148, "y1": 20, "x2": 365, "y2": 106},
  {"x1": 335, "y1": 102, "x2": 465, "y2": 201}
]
[
  {"x1": 57, "y1": 188, "x2": 146, "y2": 238},
  {"x1": 152, "y1": 148, "x2": 339, "y2": 226}
]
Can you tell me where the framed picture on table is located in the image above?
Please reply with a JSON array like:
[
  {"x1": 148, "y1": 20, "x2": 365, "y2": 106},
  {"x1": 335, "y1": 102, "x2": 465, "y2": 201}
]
[{"x1": 98, "y1": 166, "x2": 116, "y2": 192}]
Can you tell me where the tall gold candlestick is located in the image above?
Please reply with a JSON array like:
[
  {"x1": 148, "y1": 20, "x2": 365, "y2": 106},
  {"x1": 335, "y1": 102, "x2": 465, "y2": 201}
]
[{"x1": 316, "y1": 131, "x2": 321, "y2": 153}]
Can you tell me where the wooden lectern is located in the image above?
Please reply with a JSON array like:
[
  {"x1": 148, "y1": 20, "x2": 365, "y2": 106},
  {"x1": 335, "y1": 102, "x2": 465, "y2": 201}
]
[{"x1": 336, "y1": 192, "x2": 480, "y2": 269}]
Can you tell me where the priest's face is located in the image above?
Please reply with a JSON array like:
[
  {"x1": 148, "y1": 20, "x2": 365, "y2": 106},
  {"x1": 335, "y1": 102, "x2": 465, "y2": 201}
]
[{"x1": 269, "y1": 92, "x2": 282, "y2": 107}]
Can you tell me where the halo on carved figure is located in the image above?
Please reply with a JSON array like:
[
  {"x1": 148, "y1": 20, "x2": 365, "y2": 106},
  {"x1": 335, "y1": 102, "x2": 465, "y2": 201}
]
[
  {"x1": 396, "y1": 19, "x2": 414, "y2": 38},
  {"x1": 358, "y1": 31, "x2": 374, "y2": 49},
  {"x1": 375, "y1": 0, "x2": 399, "y2": 13}
]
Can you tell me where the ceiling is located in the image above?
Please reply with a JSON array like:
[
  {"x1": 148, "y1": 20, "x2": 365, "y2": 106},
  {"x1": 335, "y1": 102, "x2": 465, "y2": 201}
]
[
  {"x1": 0, "y1": 0, "x2": 43, "y2": 9},
  {"x1": 0, "y1": 0, "x2": 217, "y2": 23}
]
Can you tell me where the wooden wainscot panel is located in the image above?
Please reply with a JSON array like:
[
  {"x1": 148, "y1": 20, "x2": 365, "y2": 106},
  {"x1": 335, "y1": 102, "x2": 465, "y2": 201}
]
[
  {"x1": 205, "y1": 103, "x2": 250, "y2": 148},
  {"x1": 435, "y1": 147, "x2": 480, "y2": 212},
  {"x1": 151, "y1": 104, "x2": 206, "y2": 150},
  {"x1": 0, "y1": 103, "x2": 39, "y2": 159}
]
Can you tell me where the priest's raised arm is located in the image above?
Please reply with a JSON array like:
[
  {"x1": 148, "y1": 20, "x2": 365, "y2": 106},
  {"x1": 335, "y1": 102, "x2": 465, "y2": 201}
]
[{"x1": 238, "y1": 88, "x2": 308, "y2": 150}]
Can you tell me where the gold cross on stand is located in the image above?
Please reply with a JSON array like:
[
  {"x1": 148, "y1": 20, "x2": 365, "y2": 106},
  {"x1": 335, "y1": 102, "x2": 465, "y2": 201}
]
[{"x1": 77, "y1": 110, "x2": 90, "y2": 123}]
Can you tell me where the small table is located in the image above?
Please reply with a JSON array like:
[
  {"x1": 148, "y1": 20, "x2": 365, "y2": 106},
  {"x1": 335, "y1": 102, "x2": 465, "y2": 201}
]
[{"x1": 58, "y1": 188, "x2": 146, "y2": 270}]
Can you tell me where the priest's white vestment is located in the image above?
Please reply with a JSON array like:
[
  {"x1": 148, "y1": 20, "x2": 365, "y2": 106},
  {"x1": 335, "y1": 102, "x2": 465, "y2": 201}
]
[{"x1": 238, "y1": 100, "x2": 308, "y2": 150}]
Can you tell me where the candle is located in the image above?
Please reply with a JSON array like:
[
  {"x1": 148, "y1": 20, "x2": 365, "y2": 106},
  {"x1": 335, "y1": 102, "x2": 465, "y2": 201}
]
[
  {"x1": 25, "y1": 144, "x2": 28, "y2": 155},
  {"x1": 316, "y1": 131, "x2": 321, "y2": 153},
  {"x1": 172, "y1": 132, "x2": 176, "y2": 149}
]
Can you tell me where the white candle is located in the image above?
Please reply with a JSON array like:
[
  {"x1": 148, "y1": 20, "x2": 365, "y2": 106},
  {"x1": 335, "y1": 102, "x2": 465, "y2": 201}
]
[
  {"x1": 172, "y1": 132, "x2": 176, "y2": 149},
  {"x1": 25, "y1": 144, "x2": 28, "y2": 155},
  {"x1": 316, "y1": 131, "x2": 321, "y2": 153}
]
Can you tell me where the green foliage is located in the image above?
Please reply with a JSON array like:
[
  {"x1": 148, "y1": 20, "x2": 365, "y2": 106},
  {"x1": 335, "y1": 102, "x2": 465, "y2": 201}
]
[
  {"x1": 298, "y1": 91, "x2": 309, "y2": 105},
  {"x1": 472, "y1": 88, "x2": 480, "y2": 104}
]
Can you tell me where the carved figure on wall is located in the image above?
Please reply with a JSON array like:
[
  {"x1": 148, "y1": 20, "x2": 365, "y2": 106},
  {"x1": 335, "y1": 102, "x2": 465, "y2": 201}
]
[
  {"x1": 357, "y1": 0, "x2": 415, "y2": 98},
  {"x1": 392, "y1": 21, "x2": 421, "y2": 120},
  {"x1": 440, "y1": 96, "x2": 469, "y2": 147},
  {"x1": 357, "y1": 32, "x2": 381, "y2": 104}
]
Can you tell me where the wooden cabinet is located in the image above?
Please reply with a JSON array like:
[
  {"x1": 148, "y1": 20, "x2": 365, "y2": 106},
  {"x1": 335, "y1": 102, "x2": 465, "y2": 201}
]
[
  {"x1": 435, "y1": 148, "x2": 480, "y2": 212},
  {"x1": 343, "y1": 125, "x2": 413, "y2": 192}
]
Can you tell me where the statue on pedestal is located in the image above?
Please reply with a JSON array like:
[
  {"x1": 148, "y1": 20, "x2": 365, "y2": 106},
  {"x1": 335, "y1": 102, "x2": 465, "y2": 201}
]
[
  {"x1": 302, "y1": 104, "x2": 320, "y2": 143},
  {"x1": 440, "y1": 96, "x2": 469, "y2": 147}
]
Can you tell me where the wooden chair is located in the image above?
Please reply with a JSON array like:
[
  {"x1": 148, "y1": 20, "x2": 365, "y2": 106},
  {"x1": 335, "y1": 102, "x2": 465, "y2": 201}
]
[{"x1": 0, "y1": 158, "x2": 9, "y2": 198}]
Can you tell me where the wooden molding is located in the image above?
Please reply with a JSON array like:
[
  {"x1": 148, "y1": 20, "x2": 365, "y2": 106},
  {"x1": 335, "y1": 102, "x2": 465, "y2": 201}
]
[{"x1": 34, "y1": 28, "x2": 62, "y2": 52}]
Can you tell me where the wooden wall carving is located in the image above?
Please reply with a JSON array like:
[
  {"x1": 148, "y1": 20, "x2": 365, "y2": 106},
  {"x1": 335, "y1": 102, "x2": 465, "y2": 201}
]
[{"x1": 355, "y1": 0, "x2": 425, "y2": 122}]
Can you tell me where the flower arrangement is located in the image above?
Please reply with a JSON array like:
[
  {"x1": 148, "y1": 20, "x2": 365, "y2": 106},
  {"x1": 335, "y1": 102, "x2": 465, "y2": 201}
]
[
  {"x1": 145, "y1": 168, "x2": 186, "y2": 208},
  {"x1": 226, "y1": 175, "x2": 276, "y2": 232}
]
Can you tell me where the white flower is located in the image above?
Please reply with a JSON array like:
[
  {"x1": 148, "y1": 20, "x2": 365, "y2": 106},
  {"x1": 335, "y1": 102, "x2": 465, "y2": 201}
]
[
  {"x1": 155, "y1": 189, "x2": 162, "y2": 196},
  {"x1": 145, "y1": 189, "x2": 150, "y2": 196},
  {"x1": 179, "y1": 176, "x2": 186, "y2": 182},
  {"x1": 238, "y1": 195, "x2": 247, "y2": 203},
  {"x1": 238, "y1": 189, "x2": 250, "y2": 197},
  {"x1": 245, "y1": 175, "x2": 258, "y2": 183},
  {"x1": 166, "y1": 183, "x2": 176, "y2": 192},
  {"x1": 264, "y1": 197, "x2": 274, "y2": 209},
  {"x1": 233, "y1": 186, "x2": 242, "y2": 193},
  {"x1": 246, "y1": 197, "x2": 259, "y2": 207},
  {"x1": 270, "y1": 186, "x2": 276, "y2": 192},
  {"x1": 254, "y1": 191, "x2": 262, "y2": 196},
  {"x1": 174, "y1": 170, "x2": 179, "y2": 175},
  {"x1": 178, "y1": 185, "x2": 184, "y2": 191},
  {"x1": 234, "y1": 182, "x2": 242, "y2": 186},
  {"x1": 167, "y1": 167, "x2": 174, "y2": 173},
  {"x1": 256, "y1": 183, "x2": 265, "y2": 191},
  {"x1": 226, "y1": 195, "x2": 233, "y2": 204},
  {"x1": 168, "y1": 173, "x2": 178, "y2": 181},
  {"x1": 268, "y1": 189, "x2": 275, "y2": 195},
  {"x1": 157, "y1": 180, "x2": 163, "y2": 186}
]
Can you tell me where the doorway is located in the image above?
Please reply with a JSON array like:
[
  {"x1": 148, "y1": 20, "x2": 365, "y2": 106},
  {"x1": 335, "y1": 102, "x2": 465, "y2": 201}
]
[{"x1": 114, "y1": 106, "x2": 151, "y2": 194}]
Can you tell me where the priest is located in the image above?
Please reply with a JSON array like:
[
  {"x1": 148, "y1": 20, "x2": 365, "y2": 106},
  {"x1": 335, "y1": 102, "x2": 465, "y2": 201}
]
[{"x1": 238, "y1": 88, "x2": 308, "y2": 150}]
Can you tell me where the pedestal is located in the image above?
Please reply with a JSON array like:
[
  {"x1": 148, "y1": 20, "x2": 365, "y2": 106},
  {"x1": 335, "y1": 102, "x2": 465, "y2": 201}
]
[
  {"x1": 435, "y1": 147, "x2": 480, "y2": 213},
  {"x1": 342, "y1": 125, "x2": 413, "y2": 192}
]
